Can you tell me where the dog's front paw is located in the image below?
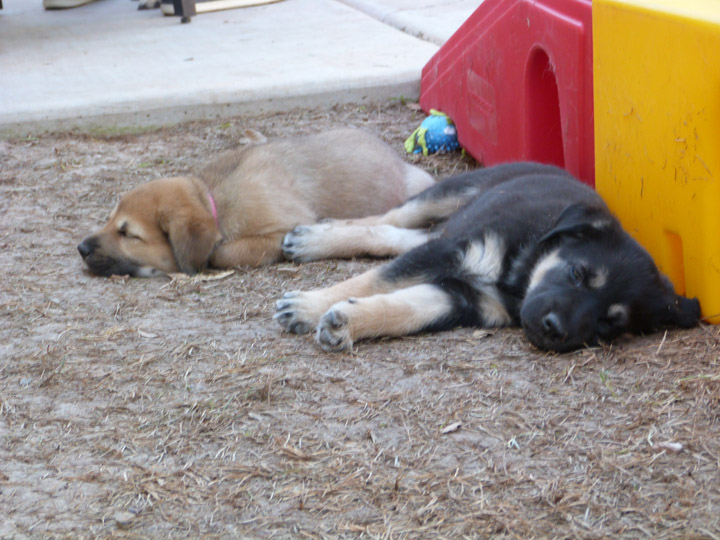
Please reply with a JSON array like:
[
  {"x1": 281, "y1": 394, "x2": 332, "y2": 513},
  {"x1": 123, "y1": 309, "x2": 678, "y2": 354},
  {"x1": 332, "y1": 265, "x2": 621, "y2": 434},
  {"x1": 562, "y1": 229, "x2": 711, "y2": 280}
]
[
  {"x1": 282, "y1": 224, "x2": 332, "y2": 262},
  {"x1": 274, "y1": 290, "x2": 334, "y2": 334},
  {"x1": 316, "y1": 306, "x2": 353, "y2": 352}
]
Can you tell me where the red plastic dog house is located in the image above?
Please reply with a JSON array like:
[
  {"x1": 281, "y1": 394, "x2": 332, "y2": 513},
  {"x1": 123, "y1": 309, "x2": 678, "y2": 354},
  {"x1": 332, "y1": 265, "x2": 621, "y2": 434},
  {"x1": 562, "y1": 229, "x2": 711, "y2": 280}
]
[{"x1": 420, "y1": 0, "x2": 595, "y2": 186}]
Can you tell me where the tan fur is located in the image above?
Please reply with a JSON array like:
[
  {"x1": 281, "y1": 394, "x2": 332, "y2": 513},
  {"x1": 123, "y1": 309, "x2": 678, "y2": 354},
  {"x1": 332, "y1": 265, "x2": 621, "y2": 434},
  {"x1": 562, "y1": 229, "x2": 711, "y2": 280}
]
[
  {"x1": 274, "y1": 266, "x2": 428, "y2": 337},
  {"x1": 315, "y1": 284, "x2": 455, "y2": 351},
  {"x1": 283, "y1": 223, "x2": 431, "y2": 261},
  {"x1": 275, "y1": 268, "x2": 389, "y2": 331},
  {"x1": 281, "y1": 190, "x2": 476, "y2": 263},
  {"x1": 275, "y1": 265, "x2": 452, "y2": 351},
  {"x1": 78, "y1": 128, "x2": 434, "y2": 277}
]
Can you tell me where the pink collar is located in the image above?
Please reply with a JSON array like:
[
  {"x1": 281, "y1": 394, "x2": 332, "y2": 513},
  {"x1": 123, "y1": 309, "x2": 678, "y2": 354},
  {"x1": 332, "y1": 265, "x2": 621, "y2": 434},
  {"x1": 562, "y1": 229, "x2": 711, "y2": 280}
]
[{"x1": 207, "y1": 192, "x2": 219, "y2": 226}]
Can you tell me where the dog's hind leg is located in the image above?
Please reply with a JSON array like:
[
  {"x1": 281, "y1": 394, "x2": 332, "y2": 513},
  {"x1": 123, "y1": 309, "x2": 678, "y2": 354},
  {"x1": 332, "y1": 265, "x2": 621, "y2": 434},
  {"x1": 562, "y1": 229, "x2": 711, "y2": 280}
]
[{"x1": 210, "y1": 233, "x2": 286, "y2": 268}]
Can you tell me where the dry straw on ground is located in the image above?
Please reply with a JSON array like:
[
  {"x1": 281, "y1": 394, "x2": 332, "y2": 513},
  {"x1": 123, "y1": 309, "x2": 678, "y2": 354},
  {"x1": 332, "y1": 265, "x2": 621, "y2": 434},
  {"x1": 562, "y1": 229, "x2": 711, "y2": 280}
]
[{"x1": 1, "y1": 102, "x2": 719, "y2": 538}]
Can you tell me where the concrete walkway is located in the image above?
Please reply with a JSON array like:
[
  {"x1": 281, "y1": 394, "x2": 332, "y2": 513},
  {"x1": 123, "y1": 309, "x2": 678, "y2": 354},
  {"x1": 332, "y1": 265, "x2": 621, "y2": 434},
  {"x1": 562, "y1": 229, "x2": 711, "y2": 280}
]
[{"x1": 0, "y1": 0, "x2": 479, "y2": 137}]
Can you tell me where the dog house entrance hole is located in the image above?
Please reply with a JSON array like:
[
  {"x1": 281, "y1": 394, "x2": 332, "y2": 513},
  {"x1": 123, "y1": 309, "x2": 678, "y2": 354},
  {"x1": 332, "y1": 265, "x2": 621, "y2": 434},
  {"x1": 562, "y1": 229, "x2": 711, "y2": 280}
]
[{"x1": 525, "y1": 48, "x2": 565, "y2": 167}]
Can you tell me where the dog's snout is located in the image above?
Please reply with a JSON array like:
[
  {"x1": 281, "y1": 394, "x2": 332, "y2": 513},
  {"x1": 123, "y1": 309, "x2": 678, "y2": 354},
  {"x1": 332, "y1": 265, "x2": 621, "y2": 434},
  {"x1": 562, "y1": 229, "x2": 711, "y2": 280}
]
[
  {"x1": 77, "y1": 238, "x2": 96, "y2": 259},
  {"x1": 541, "y1": 312, "x2": 564, "y2": 340}
]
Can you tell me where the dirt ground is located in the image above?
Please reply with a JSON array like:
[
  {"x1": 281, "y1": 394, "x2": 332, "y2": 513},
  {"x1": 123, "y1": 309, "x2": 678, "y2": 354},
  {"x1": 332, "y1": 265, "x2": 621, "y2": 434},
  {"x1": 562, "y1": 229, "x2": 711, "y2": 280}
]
[{"x1": 1, "y1": 101, "x2": 719, "y2": 539}]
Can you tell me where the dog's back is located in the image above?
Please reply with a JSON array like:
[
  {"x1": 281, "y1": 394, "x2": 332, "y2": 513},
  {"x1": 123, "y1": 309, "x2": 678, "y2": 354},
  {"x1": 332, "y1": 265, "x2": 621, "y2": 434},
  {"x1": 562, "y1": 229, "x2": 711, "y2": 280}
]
[
  {"x1": 199, "y1": 128, "x2": 434, "y2": 223},
  {"x1": 439, "y1": 168, "x2": 601, "y2": 242},
  {"x1": 412, "y1": 162, "x2": 571, "y2": 206},
  {"x1": 274, "y1": 128, "x2": 435, "y2": 219}
]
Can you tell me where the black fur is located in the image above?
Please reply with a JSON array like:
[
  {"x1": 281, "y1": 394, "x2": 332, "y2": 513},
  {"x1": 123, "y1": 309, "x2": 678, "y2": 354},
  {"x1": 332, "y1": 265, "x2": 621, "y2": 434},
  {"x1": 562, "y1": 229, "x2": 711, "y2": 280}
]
[
  {"x1": 277, "y1": 162, "x2": 701, "y2": 352},
  {"x1": 379, "y1": 163, "x2": 700, "y2": 351}
]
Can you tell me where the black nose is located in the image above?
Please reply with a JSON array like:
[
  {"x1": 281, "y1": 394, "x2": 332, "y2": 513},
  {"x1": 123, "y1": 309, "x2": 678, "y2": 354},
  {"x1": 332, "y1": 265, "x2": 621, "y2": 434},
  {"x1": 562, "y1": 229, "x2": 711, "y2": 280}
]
[
  {"x1": 77, "y1": 238, "x2": 94, "y2": 259},
  {"x1": 541, "y1": 312, "x2": 564, "y2": 340}
]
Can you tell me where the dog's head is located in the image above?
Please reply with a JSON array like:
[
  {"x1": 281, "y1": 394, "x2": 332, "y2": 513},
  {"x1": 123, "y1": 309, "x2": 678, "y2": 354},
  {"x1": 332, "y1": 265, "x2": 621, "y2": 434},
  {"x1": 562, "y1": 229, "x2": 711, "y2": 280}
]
[
  {"x1": 78, "y1": 177, "x2": 221, "y2": 277},
  {"x1": 520, "y1": 203, "x2": 701, "y2": 352}
]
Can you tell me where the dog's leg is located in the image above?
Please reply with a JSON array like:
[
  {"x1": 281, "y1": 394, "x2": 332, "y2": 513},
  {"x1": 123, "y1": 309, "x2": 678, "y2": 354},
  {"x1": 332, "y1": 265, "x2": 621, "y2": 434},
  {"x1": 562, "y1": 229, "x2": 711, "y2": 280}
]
[
  {"x1": 275, "y1": 267, "x2": 407, "y2": 334},
  {"x1": 282, "y1": 224, "x2": 431, "y2": 262},
  {"x1": 315, "y1": 284, "x2": 454, "y2": 352},
  {"x1": 279, "y1": 234, "x2": 513, "y2": 350},
  {"x1": 276, "y1": 237, "x2": 449, "y2": 334},
  {"x1": 210, "y1": 234, "x2": 285, "y2": 268},
  {"x1": 282, "y1": 193, "x2": 470, "y2": 262},
  {"x1": 315, "y1": 233, "x2": 514, "y2": 351}
]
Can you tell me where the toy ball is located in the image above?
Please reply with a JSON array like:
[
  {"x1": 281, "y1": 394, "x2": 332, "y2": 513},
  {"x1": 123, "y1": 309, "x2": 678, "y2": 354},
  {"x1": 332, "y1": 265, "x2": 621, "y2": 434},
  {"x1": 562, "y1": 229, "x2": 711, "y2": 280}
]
[{"x1": 405, "y1": 110, "x2": 460, "y2": 156}]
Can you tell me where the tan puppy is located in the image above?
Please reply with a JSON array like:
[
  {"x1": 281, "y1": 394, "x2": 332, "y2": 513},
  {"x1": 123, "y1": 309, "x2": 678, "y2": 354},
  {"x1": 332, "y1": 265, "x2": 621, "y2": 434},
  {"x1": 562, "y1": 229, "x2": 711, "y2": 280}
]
[{"x1": 78, "y1": 128, "x2": 434, "y2": 277}]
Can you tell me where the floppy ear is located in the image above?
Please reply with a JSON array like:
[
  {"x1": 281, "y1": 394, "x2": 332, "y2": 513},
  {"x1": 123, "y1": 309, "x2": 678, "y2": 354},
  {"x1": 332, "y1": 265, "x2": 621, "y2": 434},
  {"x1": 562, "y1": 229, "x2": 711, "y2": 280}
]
[
  {"x1": 668, "y1": 295, "x2": 702, "y2": 327},
  {"x1": 160, "y1": 211, "x2": 221, "y2": 275},
  {"x1": 632, "y1": 275, "x2": 702, "y2": 333},
  {"x1": 539, "y1": 203, "x2": 616, "y2": 245},
  {"x1": 657, "y1": 277, "x2": 702, "y2": 328}
]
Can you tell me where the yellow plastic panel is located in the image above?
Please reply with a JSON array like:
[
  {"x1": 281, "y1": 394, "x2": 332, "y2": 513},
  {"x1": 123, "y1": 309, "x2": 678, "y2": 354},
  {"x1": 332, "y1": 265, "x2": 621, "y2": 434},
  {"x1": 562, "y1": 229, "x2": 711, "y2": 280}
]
[{"x1": 593, "y1": 0, "x2": 720, "y2": 323}]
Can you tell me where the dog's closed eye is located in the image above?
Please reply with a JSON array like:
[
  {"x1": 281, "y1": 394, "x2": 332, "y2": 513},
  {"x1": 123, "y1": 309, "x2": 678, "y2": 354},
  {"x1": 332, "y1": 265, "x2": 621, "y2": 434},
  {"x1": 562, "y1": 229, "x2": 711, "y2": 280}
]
[
  {"x1": 118, "y1": 222, "x2": 142, "y2": 241},
  {"x1": 569, "y1": 264, "x2": 585, "y2": 286}
]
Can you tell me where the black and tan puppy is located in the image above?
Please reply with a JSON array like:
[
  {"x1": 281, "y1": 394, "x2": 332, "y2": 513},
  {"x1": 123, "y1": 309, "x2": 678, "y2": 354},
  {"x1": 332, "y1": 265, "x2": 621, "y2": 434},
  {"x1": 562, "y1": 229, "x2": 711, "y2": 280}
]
[
  {"x1": 275, "y1": 162, "x2": 701, "y2": 353},
  {"x1": 78, "y1": 128, "x2": 434, "y2": 277}
]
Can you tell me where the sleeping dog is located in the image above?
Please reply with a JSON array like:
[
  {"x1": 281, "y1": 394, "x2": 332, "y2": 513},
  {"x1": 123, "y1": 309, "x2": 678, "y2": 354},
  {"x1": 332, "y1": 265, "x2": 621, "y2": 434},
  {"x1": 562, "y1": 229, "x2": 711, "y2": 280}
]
[
  {"x1": 77, "y1": 128, "x2": 434, "y2": 277},
  {"x1": 274, "y1": 162, "x2": 701, "y2": 352}
]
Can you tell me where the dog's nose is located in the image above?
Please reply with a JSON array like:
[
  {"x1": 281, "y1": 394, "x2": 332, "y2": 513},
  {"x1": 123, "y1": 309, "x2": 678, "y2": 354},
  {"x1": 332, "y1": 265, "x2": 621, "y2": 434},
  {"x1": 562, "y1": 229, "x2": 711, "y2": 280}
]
[
  {"x1": 541, "y1": 312, "x2": 564, "y2": 340},
  {"x1": 77, "y1": 239, "x2": 94, "y2": 259}
]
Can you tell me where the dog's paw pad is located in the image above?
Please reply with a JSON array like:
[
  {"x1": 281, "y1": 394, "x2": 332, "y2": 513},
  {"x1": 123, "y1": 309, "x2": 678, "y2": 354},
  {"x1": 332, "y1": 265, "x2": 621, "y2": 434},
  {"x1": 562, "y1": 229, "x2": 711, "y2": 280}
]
[{"x1": 316, "y1": 308, "x2": 353, "y2": 352}]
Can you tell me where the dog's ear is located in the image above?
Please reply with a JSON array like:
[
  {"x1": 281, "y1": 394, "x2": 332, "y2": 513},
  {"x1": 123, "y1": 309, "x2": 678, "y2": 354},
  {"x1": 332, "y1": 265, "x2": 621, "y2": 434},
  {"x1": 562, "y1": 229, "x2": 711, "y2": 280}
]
[
  {"x1": 238, "y1": 128, "x2": 267, "y2": 145},
  {"x1": 667, "y1": 295, "x2": 702, "y2": 327},
  {"x1": 630, "y1": 274, "x2": 702, "y2": 334},
  {"x1": 160, "y1": 211, "x2": 220, "y2": 275},
  {"x1": 655, "y1": 277, "x2": 702, "y2": 329},
  {"x1": 539, "y1": 203, "x2": 616, "y2": 245}
]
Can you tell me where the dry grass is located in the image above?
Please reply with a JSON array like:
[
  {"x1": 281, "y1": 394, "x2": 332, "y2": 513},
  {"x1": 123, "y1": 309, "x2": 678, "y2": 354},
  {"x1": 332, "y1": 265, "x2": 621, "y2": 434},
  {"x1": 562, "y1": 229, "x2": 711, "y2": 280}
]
[{"x1": 1, "y1": 102, "x2": 719, "y2": 539}]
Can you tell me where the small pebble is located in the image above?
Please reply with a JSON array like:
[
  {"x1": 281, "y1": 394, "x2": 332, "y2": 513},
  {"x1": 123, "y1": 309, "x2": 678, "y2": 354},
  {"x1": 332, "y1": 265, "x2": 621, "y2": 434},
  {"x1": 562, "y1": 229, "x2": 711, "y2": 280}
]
[{"x1": 114, "y1": 511, "x2": 135, "y2": 529}]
